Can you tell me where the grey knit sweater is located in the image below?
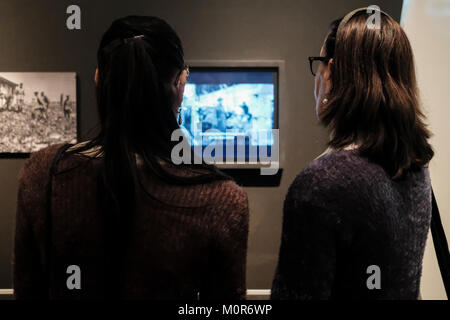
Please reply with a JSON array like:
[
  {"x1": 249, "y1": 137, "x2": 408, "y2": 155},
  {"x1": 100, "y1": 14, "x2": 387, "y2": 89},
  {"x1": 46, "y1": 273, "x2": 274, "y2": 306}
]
[{"x1": 272, "y1": 149, "x2": 432, "y2": 300}]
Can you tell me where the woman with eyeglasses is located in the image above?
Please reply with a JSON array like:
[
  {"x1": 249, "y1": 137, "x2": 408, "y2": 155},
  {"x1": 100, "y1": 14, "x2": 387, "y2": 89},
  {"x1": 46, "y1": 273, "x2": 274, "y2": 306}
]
[
  {"x1": 272, "y1": 8, "x2": 434, "y2": 300},
  {"x1": 14, "y1": 16, "x2": 249, "y2": 299}
]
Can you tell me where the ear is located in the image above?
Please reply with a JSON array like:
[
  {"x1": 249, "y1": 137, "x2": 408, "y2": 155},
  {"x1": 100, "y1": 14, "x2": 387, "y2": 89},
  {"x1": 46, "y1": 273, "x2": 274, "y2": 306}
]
[
  {"x1": 324, "y1": 58, "x2": 333, "y2": 81},
  {"x1": 173, "y1": 69, "x2": 188, "y2": 113},
  {"x1": 176, "y1": 69, "x2": 188, "y2": 91},
  {"x1": 175, "y1": 69, "x2": 188, "y2": 100}
]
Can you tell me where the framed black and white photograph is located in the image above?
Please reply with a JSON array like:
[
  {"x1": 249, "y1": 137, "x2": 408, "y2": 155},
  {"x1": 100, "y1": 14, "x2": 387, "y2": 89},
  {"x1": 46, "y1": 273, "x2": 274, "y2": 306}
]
[{"x1": 0, "y1": 72, "x2": 77, "y2": 155}]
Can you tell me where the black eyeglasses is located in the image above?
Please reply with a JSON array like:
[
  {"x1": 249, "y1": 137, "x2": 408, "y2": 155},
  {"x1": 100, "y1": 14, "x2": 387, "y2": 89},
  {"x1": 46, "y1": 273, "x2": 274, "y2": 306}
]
[{"x1": 308, "y1": 56, "x2": 330, "y2": 76}]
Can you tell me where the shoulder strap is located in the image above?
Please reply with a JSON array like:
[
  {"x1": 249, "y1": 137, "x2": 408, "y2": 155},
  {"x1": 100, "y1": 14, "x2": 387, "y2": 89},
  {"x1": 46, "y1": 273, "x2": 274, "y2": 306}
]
[
  {"x1": 430, "y1": 188, "x2": 450, "y2": 299},
  {"x1": 44, "y1": 143, "x2": 74, "y2": 298}
]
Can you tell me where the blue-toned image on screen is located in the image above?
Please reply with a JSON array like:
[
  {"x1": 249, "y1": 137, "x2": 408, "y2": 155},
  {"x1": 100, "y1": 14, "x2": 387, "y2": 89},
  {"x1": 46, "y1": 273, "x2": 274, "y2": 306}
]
[{"x1": 179, "y1": 68, "x2": 276, "y2": 161}]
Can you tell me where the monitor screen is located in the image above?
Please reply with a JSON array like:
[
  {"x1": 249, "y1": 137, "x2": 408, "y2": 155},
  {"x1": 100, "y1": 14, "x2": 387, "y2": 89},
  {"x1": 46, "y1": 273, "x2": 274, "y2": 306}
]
[{"x1": 179, "y1": 67, "x2": 278, "y2": 163}]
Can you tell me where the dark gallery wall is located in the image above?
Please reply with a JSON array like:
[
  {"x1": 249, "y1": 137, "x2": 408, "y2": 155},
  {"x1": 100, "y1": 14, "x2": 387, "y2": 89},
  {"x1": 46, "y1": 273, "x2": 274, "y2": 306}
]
[{"x1": 0, "y1": 0, "x2": 402, "y2": 294}]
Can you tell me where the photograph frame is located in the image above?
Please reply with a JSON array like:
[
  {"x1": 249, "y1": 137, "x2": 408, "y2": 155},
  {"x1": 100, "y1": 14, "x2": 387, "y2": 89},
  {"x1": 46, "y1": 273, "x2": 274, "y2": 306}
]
[{"x1": 0, "y1": 72, "x2": 79, "y2": 158}]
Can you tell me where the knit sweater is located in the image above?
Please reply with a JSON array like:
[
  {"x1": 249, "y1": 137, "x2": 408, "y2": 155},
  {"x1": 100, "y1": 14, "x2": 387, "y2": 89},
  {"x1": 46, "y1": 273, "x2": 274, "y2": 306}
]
[
  {"x1": 271, "y1": 149, "x2": 432, "y2": 300},
  {"x1": 13, "y1": 143, "x2": 249, "y2": 299}
]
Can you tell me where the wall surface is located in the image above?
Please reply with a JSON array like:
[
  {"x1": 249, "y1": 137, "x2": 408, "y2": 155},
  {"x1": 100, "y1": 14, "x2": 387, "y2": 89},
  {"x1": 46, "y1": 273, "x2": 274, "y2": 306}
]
[
  {"x1": 0, "y1": 0, "x2": 403, "y2": 295},
  {"x1": 401, "y1": 0, "x2": 450, "y2": 300}
]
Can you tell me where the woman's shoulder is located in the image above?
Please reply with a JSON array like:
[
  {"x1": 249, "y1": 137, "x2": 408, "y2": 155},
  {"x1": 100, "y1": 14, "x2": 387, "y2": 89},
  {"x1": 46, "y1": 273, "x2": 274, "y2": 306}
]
[
  {"x1": 179, "y1": 172, "x2": 248, "y2": 210},
  {"x1": 312, "y1": 148, "x2": 366, "y2": 171},
  {"x1": 206, "y1": 178, "x2": 249, "y2": 229},
  {"x1": 162, "y1": 162, "x2": 246, "y2": 195},
  {"x1": 287, "y1": 149, "x2": 382, "y2": 207},
  {"x1": 293, "y1": 150, "x2": 364, "y2": 186},
  {"x1": 19, "y1": 143, "x2": 68, "y2": 187},
  {"x1": 26, "y1": 143, "x2": 67, "y2": 163},
  {"x1": 17, "y1": 143, "x2": 70, "y2": 224},
  {"x1": 137, "y1": 162, "x2": 249, "y2": 211},
  {"x1": 305, "y1": 148, "x2": 429, "y2": 186},
  {"x1": 210, "y1": 178, "x2": 249, "y2": 210},
  {"x1": 288, "y1": 148, "x2": 430, "y2": 208}
]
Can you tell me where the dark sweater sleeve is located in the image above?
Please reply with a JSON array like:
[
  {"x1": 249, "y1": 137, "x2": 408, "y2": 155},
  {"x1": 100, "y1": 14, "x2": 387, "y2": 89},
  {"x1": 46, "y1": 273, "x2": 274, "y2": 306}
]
[
  {"x1": 201, "y1": 183, "x2": 249, "y2": 300},
  {"x1": 13, "y1": 146, "x2": 60, "y2": 299},
  {"x1": 13, "y1": 184, "x2": 47, "y2": 299},
  {"x1": 271, "y1": 170, "x2": 339, "y2": 300}
]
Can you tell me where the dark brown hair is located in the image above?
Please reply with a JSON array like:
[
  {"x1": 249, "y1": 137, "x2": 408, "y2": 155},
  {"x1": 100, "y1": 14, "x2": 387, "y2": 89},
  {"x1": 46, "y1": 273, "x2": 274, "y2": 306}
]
[{"x1": 320, "y1": 12, "x2": 433, "y2": 179}]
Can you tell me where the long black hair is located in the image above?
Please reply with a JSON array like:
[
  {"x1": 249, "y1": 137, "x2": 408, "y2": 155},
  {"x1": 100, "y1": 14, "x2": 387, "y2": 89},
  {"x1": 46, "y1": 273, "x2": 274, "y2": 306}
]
[
  {"x1": 67, "y1": 15, "x2": 229, "y2": 225},
  {"x1": 64, "y1": 16, "x2": 230, "y2": 295}
]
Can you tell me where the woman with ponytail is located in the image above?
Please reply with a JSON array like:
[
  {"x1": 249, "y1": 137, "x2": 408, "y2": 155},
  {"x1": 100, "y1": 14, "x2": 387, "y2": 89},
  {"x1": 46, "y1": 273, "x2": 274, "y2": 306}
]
[{"x1": 13, "y1": 16, "x2": 249, "y2": 300}]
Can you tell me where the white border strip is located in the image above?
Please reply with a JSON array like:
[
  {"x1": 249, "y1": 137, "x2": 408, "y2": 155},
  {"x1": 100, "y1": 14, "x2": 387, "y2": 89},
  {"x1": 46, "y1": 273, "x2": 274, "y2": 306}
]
[
  {"x1": 0, "y1": 289, "x2": 270, "y2": 296},
  {"x1": 246, "y1": 289, "x2": 271, "y2": 296},
  {"x1": 0, "y1": 289, "x2": 13, "y2": 295}
]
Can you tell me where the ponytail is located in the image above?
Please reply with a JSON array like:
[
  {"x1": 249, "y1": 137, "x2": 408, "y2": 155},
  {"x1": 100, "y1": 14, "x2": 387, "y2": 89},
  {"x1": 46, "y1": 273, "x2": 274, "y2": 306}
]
[{"x1": 67, "y1": 16, "x2": 230, "y2": 222}]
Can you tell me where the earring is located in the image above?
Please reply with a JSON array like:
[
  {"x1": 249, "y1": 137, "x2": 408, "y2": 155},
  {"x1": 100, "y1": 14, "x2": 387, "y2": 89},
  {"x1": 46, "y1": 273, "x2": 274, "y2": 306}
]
[
  {"x1": 322, "y1": 98, "x2": 329, "y2": 104},
  {"x1": 177, "y1": 108, "x2": 183, "y2": 125}
]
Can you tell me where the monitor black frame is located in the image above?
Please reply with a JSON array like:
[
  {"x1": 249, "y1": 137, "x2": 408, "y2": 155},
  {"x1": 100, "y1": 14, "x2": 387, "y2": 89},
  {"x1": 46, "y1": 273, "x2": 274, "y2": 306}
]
[{"x1": 183, "y1": 60, "x2": 285, "y2": 185}]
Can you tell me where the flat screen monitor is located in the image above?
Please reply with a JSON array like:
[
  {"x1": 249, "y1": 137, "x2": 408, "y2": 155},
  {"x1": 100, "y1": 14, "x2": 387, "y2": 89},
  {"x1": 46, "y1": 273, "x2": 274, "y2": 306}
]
[{"x1": 179, "y1": 67, "x2": 278, "y2": 165}]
